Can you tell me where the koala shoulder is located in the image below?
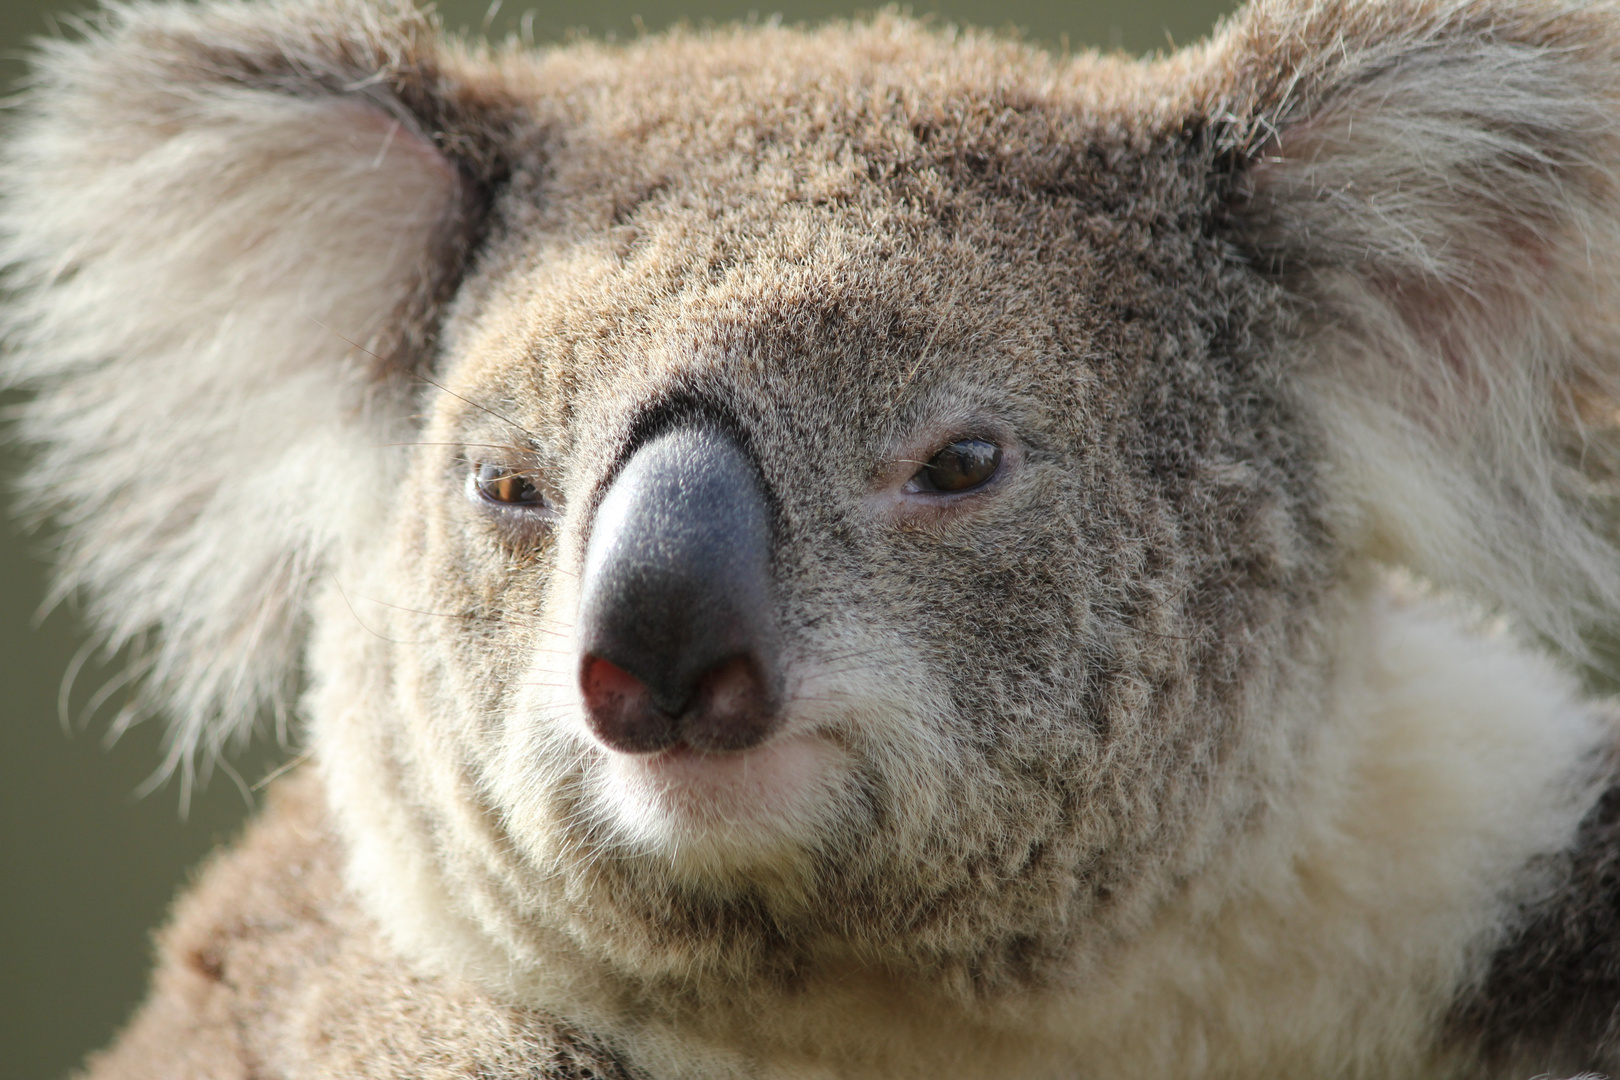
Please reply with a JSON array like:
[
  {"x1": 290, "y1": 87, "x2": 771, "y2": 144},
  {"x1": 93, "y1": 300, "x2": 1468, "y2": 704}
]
[{"x1": 76, "y1": 771, "x2": 643, "y2": 1080}]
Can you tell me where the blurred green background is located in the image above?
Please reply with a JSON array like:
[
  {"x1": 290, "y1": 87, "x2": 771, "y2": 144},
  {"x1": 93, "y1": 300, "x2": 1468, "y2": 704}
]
[{"x1": 0, "y1": 0, "x2": 1234, "y2": 1076}]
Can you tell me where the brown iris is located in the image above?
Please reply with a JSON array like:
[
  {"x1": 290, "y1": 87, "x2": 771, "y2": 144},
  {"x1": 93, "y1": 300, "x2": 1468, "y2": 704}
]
[
  {"x1": 914, "y1": 439, "x2": 1002, "y2": 493},
  {"x1": 475, "y1": 462, "x2": 546, "y2": 506}
]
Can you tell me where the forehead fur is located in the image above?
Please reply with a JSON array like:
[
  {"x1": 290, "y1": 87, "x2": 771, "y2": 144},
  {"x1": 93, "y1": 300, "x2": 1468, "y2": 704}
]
[{"x1": 444, "y1": 17, "x2": 1260, "y2": 468}]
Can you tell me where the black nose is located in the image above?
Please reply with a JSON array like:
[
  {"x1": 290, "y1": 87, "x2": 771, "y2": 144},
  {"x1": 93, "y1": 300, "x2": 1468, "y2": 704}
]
[{"x1": 576, "y1": 428, "x2": 779, "y2": 754}]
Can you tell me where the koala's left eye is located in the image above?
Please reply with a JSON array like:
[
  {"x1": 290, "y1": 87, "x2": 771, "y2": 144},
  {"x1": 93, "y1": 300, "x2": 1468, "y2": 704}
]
[
  {"x1": 473, "y1": 462, "x2": 549, "y2": 508},
  {"x1": 910, "y1": 439, "x2": 1003, "y2": 494}
]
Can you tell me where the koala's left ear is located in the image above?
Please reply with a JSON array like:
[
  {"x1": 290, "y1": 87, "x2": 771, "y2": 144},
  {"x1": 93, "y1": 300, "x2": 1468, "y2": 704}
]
[
  {"x1": 0, "y1": 0, "x2": 533, "y2": 788},
  {"x1": 1218, "y1": 0, "x2": 1620, "y2": 660}
]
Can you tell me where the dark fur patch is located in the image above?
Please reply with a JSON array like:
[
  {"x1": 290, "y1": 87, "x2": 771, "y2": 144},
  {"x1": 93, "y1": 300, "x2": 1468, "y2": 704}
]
[
  {"x1": 520, "y1": 1021, "x2": 647, "y2": 1080},
  {"x1": 1448, "y1": 771, "x2": 1620, "y2": 1074}
]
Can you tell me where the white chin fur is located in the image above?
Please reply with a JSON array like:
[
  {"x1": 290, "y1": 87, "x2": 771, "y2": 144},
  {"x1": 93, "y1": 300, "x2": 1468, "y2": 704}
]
[{"x1": 588, "y1": 732, "x2": 847, "y2": 874}]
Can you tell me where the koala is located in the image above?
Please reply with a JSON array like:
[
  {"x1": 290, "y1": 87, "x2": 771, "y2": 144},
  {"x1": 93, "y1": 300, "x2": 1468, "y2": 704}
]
[{"x1": 13, "y1": 0, "x2": 1620, "y2": 1075}]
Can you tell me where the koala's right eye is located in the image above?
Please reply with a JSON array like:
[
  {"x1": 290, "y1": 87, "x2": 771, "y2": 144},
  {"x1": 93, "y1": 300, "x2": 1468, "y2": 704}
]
[
  {"x1": 475, "y1": 462, "x2": 545, "y2": 506},
  {"x1": 469, "y1": 463, "x2": 560, "y2": 539},
  {"x1": 910, "y1": 439, "x2": 1003, "y2": 494}
]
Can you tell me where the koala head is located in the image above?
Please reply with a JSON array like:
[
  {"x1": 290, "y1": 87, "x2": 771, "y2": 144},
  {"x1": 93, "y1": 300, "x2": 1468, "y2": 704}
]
[{"x1": 8, "y1": 0, "x2": 1620, "y2": 1036}]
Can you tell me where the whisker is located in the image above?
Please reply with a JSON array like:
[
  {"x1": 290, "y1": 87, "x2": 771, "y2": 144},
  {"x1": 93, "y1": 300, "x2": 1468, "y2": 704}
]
[
  {"x1": 310, "y1": 318, "x2": 541, "y2": 441},
  {"x1": 329, "y1": 575, "x2": 421, "y2": 645},
  {"x1": 330, "y1": 586, "x2": 573, "y2": 636},
  {"x1": 251, "y1": 750, "x2": 314, "y2": 791},
  {"x1": 412, "y1": 370, "x2": 543, "y2": 442},
  {"x1": 377, "y1": 441, "x2": 537, "y2": 454}
]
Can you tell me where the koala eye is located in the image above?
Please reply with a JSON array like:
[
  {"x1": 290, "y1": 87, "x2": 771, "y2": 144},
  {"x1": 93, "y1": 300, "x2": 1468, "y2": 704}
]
[
  {"x1": 472, "y1": 462, "x2": 551, "y2": 510},
  {"x1": 910, "y1": 439, "x2": 1003, "y2": 494}
]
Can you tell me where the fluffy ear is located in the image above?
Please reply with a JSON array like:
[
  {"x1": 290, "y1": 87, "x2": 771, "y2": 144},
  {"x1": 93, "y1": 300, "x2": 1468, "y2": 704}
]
[
  {"x1": 1219, "y1": 0, "x2": 1620, "y2": 659},
  {"x1": 0, "y1": 0, "x2": 530, "y2": 788}
]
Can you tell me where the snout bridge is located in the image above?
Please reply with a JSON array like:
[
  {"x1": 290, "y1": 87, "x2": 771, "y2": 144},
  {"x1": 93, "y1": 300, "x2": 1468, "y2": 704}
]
[{"x1": 575, "y1": 427, "x2": 781, "y2": 754}]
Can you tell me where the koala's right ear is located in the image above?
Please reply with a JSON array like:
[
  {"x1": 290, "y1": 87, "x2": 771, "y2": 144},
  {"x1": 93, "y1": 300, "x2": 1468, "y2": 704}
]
[{"x1": 0, "y1": 0, "x2": 532, "y2": 789}]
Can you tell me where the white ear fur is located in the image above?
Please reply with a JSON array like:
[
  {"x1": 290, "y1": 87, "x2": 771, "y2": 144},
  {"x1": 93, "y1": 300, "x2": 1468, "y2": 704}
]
[
  {"x1": 0, "y1": 0, "x2": 516, "y2": 791},
  {"x1": 1230, "y1": 0, "x2": 1620, "y2": 661}
]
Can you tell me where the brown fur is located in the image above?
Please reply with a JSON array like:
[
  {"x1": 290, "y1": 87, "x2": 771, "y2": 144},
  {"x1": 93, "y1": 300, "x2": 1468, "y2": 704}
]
[{"x1": 78, "y1": 770, "x2": 641, "y2": 1080}]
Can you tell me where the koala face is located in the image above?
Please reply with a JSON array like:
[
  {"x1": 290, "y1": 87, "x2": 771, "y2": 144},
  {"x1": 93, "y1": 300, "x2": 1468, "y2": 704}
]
[{"x1": 306, "y1": 53, "x2": 1331, "y2": 999}]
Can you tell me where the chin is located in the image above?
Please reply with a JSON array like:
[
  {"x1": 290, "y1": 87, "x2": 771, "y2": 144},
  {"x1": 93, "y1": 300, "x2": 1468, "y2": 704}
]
[{"x1": 585, "y1": 728, "x2": 852, "y2": 882}]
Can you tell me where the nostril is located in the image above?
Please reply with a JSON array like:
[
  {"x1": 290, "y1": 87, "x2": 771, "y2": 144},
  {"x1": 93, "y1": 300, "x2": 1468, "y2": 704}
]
[
  {"x1": 580, "y1": 652, "x2": 778, "y2": 755},
  {"x1": 580, "y1": 655, "x2": 679, "y2": 754},
  {"x1": 681, "y1": 656, "x2": 775, "y2": 753}
]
